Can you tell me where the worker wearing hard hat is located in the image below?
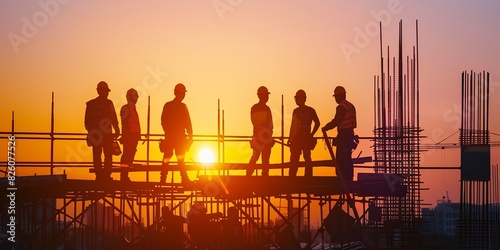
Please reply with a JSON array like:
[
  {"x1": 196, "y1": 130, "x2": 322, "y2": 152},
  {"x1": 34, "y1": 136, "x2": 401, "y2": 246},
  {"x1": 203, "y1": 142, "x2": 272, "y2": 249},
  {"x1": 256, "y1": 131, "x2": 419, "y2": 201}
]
[
  {"x1": 247, "y1": 86, "x2": 274, "y2": 176},
  {"x1": 322, "y1": 86, "x2": 357, "y2": 181},
  {"x1": 187, "y1": 202, "x2": 223, "y2": 249},
  {"x1": 160, "y1": 83, "x2": 193, "y2": 185},
  {"x1": 119, "y1": 88, "x2": 141, "y2": 182},
  {"x1": 288, "y1": 89, "x2": 320, "y2": 177},
  {"x1": 84, "y1": 81, "x2": 120, "y2": 182},
  {"x1": 157, "y1": 206, "x2": 187, "y2": 249}
]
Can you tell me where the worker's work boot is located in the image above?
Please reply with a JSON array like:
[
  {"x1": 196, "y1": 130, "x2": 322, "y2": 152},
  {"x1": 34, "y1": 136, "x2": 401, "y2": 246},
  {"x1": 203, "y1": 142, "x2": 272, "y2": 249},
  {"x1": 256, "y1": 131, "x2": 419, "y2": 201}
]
[
  {"x1": 261, "y1": 169, "x2": 269, "y2": 177},
  {"x1": 304, "y1": 167, "x2": 313, "y2": 178},
  {"x1": 159, "y1": 171, "x2": 167, "y2": 184},
  {"x1": 246, "y1": 169, "x2": 254, "y2": 176},
  {"x1": 121, "y1": 173, "x2": 131, "y2": 182},
  {"x1": 180, "y1": 172, "x2": 193, "y2": 187}
]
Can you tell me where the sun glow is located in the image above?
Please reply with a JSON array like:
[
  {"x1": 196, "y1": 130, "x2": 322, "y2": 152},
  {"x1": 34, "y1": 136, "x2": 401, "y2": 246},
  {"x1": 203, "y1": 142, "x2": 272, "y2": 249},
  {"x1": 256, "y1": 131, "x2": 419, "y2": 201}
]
[{"x1": 198, "y1": 147, "x2": 216, "y2": 164}]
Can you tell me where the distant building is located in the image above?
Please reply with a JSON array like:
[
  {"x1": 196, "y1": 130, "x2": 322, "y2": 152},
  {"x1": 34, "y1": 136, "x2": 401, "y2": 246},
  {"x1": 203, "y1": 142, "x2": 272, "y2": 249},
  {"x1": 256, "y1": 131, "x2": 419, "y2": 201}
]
[
  {"x1": 420, "y1": 208, "x2": 435, "y2": 235},
  {"x1": 420, "y1": 197, "x2": 459, "y2": 237},
  {"x1": 433, "y1": 199, "x2": 460, "y2": 237},
  {"x1": 423, "y1": 198, "x2": 500, "y2": 241}
]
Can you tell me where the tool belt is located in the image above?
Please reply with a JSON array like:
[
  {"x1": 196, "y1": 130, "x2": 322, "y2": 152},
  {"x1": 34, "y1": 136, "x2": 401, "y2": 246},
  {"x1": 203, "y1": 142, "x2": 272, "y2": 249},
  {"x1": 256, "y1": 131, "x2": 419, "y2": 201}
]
[{"x1": 331, "y1": 133, "x2": 359, "y2": 150}]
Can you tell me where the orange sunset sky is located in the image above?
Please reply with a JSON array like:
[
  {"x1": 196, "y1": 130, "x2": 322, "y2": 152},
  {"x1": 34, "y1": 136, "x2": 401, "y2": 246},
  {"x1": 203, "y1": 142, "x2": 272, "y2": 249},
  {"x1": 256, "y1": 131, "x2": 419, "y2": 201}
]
[{"x1": 1, "y1": 1, "x2": 499, "y2": 208}]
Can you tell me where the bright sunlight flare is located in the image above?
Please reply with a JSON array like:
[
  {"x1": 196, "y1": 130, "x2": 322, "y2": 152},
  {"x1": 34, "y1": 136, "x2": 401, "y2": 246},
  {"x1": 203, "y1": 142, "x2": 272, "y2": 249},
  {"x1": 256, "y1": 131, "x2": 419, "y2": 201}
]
[{"x1": 198, "y1": 147, "x2": 216, "y2": 164}]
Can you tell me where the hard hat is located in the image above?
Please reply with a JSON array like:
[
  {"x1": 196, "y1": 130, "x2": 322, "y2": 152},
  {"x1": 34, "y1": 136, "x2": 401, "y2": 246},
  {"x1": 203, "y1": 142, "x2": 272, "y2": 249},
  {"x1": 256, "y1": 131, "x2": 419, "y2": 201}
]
[
  {"x1": 333, "y1": 86, "x2": 346, "y2": 96},
  {"x1": 161, "y1": 206, "x2": 170, "y2": 213},
  {"x1": 96, "y1": 81, "x2": 111, "y2": 92},
  {"x1": 257, "y1": 86, "x2": 270, "y2": 95},
  {"x1": 295, "y1": 89, "x2": 306, "y2": 98},
  {"x1": 174, "y1": 83, "x2": 187, "y2": 93},
  {"x1": 126, "y1": 88, "x2": 138, "y2": 96}
]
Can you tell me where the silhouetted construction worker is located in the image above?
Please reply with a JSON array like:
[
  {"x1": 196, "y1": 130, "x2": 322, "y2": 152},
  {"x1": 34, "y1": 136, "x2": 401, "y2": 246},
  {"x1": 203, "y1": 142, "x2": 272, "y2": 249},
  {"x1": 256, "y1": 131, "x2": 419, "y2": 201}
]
[
  {"x1": 247, "y1": 86, "x2": 274, "y2": 176},
  {"x1": 157, "y1": 206, "x2": 187, "y2": 249},
  {"x1": 220, "y1": 206, "x2": 243, "y2": 250},
  {"x1": 187, "y1": 202, "x2": 223, "y2": 249},
  {"x1": 322, "y1": 86, "x2": 357, "y2": 181},
  {"x1": 288, "y1": 89, "x2": 320, "y2": 177},
  {"x1": 160, "y1": 83, "x2": 193, "y2": 185},
  {"x1": 119, "y1": 88, "x2": 141, "y2": 182},
  {"x1": 85, "y1": 81, "x2": 120, "y2": 181}
]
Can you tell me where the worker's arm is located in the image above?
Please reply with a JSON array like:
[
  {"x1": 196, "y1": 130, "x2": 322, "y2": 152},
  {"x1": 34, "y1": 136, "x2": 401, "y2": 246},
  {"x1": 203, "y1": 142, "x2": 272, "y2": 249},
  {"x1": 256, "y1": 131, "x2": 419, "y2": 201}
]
[
  {"x1": 322, "y1": 105, "x2": 346, "y2": 132},
  {"x1": 110, "y1": 101, "x2": 120, "y2": 138},
  {"x1": 250, "y1": 105, "x2": 258, "y2": 127},
  {"x1": 185, "y1": 105, "x2": 193, "y2": 139},
  {"x1": 120, "y1": 105, "x2": 128, "y2": 134},
  {"x1": 84, "y1": 102, "x2": 90, "y2": 132},
  {"x1": 184, "y1": 104, "x2": 194, "y2": 150},
  {"x1": 288, "y1": 109, "x2": 297, "y2": 144},
  {"x1": 161, "y1": 103, "x2": 168, "y2": 133},
  {"x1": 310, "y1": 108, "x2": 320, "y2": 136}
]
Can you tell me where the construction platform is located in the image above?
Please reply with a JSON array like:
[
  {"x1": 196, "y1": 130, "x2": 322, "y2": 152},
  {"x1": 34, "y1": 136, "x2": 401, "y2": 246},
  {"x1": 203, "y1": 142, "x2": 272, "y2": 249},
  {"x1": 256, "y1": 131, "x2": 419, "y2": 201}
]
[{"x1": 1, "y1": 172, "x2": 406, "y2": 200}]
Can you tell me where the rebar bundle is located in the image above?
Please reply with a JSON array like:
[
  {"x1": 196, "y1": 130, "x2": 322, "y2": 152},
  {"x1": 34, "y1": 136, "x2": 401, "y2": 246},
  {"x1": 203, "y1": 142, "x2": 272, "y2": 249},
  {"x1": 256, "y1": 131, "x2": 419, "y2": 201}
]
[
  {"x1": 459, "y1": 70, "x2": 497, "y2": 249},
  {"x1": 372, "y1": 20, "x2": 423, "y2": 249}
]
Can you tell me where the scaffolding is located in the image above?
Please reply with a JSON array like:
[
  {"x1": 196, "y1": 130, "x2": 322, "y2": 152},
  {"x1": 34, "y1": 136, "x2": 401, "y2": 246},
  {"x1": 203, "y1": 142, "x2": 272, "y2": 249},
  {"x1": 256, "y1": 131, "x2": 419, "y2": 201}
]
[{"x1": 0, "y1": 90, "x2": 392, "y2": 249}]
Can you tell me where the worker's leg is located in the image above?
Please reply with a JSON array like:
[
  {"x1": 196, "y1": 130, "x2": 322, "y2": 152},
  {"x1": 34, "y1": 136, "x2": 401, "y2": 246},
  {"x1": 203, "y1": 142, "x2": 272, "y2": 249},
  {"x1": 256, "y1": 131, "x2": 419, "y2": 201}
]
[
  {"x1": 337, "y1": 133, "x2": 354, "y2": 182},
  {"x1": 175, "y1": 143, "x2": 190, "y2": 183},
  {"x1": 102, "y1": 134, "x2": 114, "y2": 180},
  {"x1": 261, "y1": 145, "x2": 271, "y2": 176},
  {"x1": 289, "y1": 146, "x2": 301, "y2": 177},
  {"x1": 246, "y1": 148, "x2": 261, "y2": 176},
  {"x1": 161, "y1": 145, "x2": 174, "y2": 183},
  {"x1": 303, "y1": 148, "x2": 313, "y2": 177},
  {"x1": 92, "y1": 145, "x2": 103, "y2": 180},
  {"x1": 120, "y1": 138, "x2": 137, "y2": 181}
]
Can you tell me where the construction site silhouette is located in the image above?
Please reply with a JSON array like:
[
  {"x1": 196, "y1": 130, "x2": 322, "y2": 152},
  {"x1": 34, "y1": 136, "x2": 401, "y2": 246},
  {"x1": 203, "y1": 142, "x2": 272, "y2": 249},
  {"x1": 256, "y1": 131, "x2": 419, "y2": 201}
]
[{"x1": 1, "y1": 20, "x2": 499, "y2": 250}]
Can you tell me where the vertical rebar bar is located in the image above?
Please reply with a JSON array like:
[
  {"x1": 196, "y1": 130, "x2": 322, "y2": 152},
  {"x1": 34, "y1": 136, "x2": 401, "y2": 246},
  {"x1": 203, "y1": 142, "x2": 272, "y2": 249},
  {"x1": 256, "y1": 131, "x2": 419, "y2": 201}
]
[
  {"x1": 281, "y1": 94, "x2": 284, "y2": 176},
  {"x1": 147, "y1": 96, "x2": 151, "y2": 182},
  {"x1": 218, "y1": 99, "x2": 221, "y2": 163},
  {"x1": 51, "y1": 92, "x2": 54, "y2": 175}
]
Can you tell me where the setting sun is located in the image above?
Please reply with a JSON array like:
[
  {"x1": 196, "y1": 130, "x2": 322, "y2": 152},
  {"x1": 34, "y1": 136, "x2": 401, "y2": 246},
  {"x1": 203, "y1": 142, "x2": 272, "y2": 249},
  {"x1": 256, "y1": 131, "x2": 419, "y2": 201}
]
[{"x1": 198, "y1": 147, "x2": 216, "y2": 164}]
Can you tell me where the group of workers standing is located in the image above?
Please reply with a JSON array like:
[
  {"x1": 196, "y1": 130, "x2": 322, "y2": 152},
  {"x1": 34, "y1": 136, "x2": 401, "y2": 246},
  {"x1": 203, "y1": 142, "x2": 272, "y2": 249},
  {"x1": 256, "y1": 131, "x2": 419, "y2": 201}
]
[{"x1": 84, "y1": 81, "x2": 357, "y2": 183}]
